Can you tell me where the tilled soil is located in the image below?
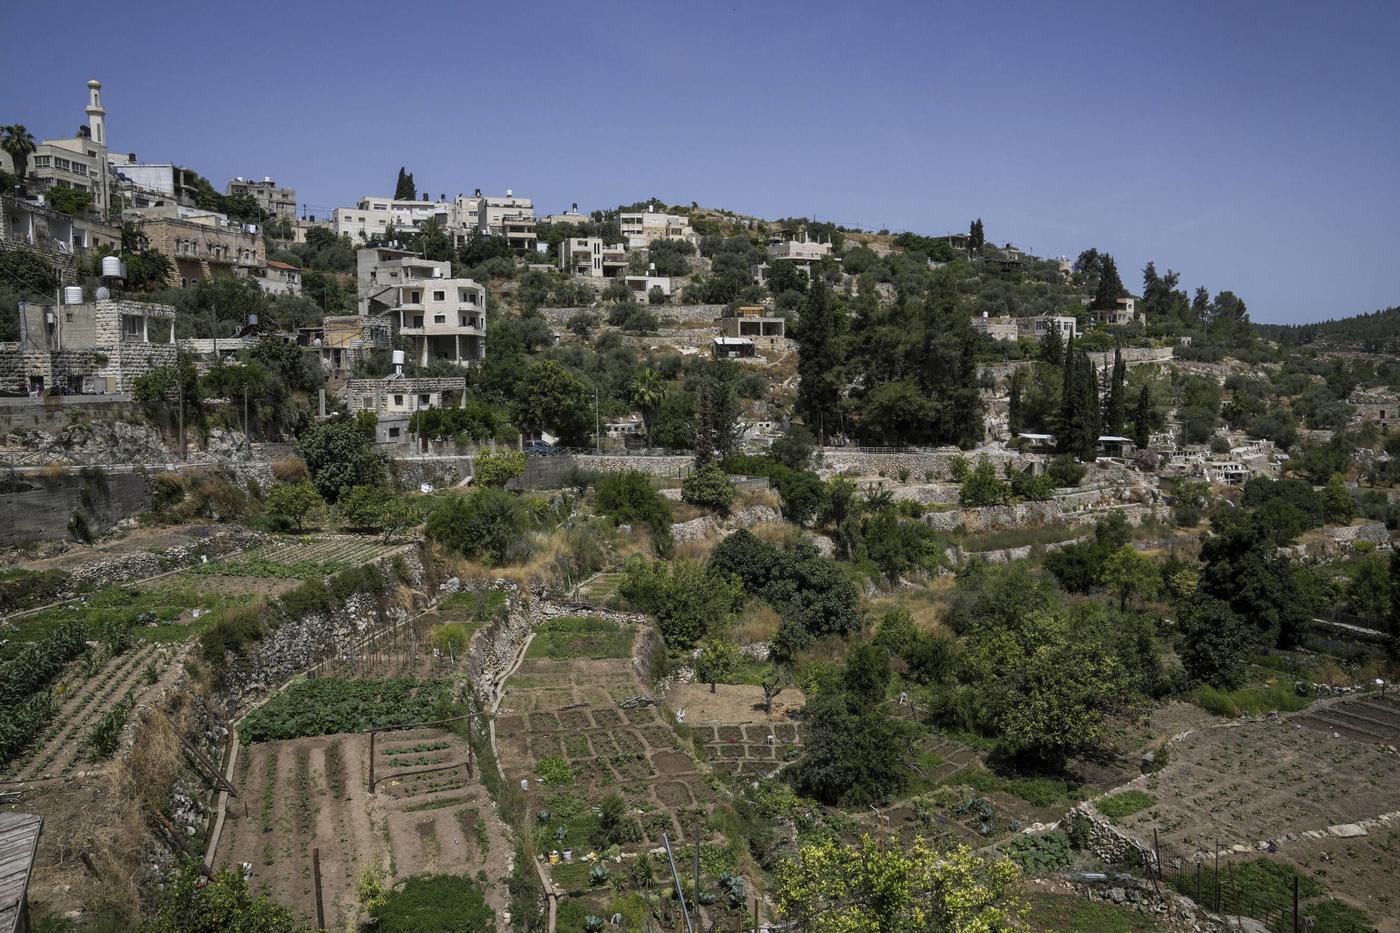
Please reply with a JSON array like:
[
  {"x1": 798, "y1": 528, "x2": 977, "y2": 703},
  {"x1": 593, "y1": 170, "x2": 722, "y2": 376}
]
[{"x1": 216, "y1": 729, "x2": 511, "y2": 930}]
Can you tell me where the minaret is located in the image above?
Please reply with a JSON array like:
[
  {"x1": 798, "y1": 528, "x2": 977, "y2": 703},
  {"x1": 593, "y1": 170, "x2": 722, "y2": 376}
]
[{"x1": 85, "y1": 79, "x2": 105, "y2": 146}]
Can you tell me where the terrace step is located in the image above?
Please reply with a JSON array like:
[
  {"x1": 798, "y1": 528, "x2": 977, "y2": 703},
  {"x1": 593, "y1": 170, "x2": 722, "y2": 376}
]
[
  {"x1": 1322, "y1": 705, "x2": 1400, "y2": 735},
  {"x1": 1296, "y1": 713, "x2": 1390, "y2": 741},
  {"x1": 386, "y1": 783, "x2": 475, "y2": 811},
  {"x1": 1353, "y1": 700, "x2": 1400, "y2": 725}
]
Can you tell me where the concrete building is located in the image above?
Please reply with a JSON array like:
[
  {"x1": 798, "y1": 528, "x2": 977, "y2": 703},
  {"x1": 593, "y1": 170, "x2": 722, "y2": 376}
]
[
  {"x1": 345, "y1": 375, "x2": 466, "y2": 444},
  {"x1": 620, "y1": 208, "x2": 696, "y2": 249},
  {"x1": 135, "y1": 212, "x2": 266, "y2": 287},
  {"x1": 625, "y1": 275, "x2": 672, "y2": 301},
  {"x1": 970, "y1": 313, "x2": 1019, "y2": 342},
  {"x1": 292, "y1": 217, "x2": 334, "y2": 244},
  {"x1": 1093, "y1": 297, "x2": 1140, "y2": 327},
  {"x1": 1, "y1": 194, "x2": 120, "y2": 277},
  {"x1": 334, "y1": 196, "x2": 452, "y2": 242},
  {"x1": 541, "y1": 205, "x2": 588, "y2": 226},
  {"x1": 226, "y1": 177, "x2": 297, "y2": 219},
  {"x1": 108, "y1": 157, "x2": 199, "y2": 206},
  {"x1": 22, "y1": 81, "x2": 114, "y2": 221},
  {"x1": 477, "y1": 192, "x2": 536, "y2": 251},
  {"x1": 719, "y1": 307, "x2": 786, "y2": 347},
  {"x1": 299, "y1": 315, "x2": 391, "y2": 374},
  {"x1": 1017, "y1": 314, "x2": 1079, "y2": 340},
  {"x1": 1, "y1": 298, "x2": 175, "y2": 395},
  {"x1": 559, "y1": 237, "x2": 627, "y2": 278},
  {"x1": 767, "y1": 231, "x2": 835, "y2": 271},
  {"x1": 251, "y1": 259, "x2": 302, "y2": 296},
  {"x1": 713, "y1": 336, "x2": 756, "y2": 359},
  {"x1": 356, "y1": 249, "x2": 485, "y2": 367}
]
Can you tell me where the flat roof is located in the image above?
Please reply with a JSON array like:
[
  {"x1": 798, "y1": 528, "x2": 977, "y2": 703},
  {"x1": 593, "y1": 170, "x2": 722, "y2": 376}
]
[
  {"x1": 1098, "y1": 435, "x2": 1133, "y2": 443},
  {"x1": 713, "y1": 336, "x2": 754, "y2": 345},
  {"x1": 0, "y1": 813, "x2": 43, "y2": 933}
]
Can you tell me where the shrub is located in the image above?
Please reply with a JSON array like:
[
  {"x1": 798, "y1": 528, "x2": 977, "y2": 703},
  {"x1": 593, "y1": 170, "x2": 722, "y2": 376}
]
[
  {"x1": 959, "y1": 457, "x2": 1010, "y2": 507},
  {"x1": 1047, "y1": 455, "x2": 1086, "y2": 488},
  {"x1": 425, "y1": 488, "x2": 525, "y2": 564},
  {"x1": 264, "y1": 481, "x2": 323, "y2": 531},
  {"x1": 473, "y1": 448, "x2": 527, "y2": 488},
  {"x1": 680, "y1": 463, "x2": 735, "y2": 515},
  {"x1": 618, "y1": 558, "x2": 743, "y2": 648},
  {"x1": 338, "y1": 485, "x2": 416, "y2": 538},
  {"x1": 774, "y1": 469, "x2": 824, "y2": 525},
  {"x1": 594, "y1": 470, "x2": 672, "y2": 553}
]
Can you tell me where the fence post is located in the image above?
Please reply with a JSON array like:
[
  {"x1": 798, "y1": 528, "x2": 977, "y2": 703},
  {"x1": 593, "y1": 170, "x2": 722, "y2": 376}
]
[
  {"x1": 1292, "y1": 874, "x2": 1299, "y2": 932},
  {"x1": 368, "y1": 730, "x2": 376, "y2": 794},
  {"x1": 312, "y1": 847, "x2": 325, "y2": 930},
  {"x1": 1195, "y1": 862, "x2": 1201, "y2": 904},
  {"x1": 1214, "y1": 841, "x2": 1220, "y2": 911}
]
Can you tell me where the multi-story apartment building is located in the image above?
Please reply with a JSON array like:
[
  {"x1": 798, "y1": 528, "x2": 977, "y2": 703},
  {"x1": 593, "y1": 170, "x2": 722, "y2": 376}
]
[
  {"x1": 357, "y1": 248, "x2": 486, "y2": 367},
  {"x1": 108, "y1": 156, "x2": 200, "y2": 206},
  {"x1": 226, "y1": 177, "x2": 297, "y2": 219},
  {"x1": 134, "y1": 208, "x2": 266, "y2": 287},
  {"x1": 767, "y1": 232, "x2": 834, "y2": 268},
  {"x1": 476, "y1": 192, "x2": 535, "y2": 251},
  {"x1": 334, "y1": 197, "x2": 453, "y2": 242},
  {"x1": 1, "y1": 194, "x2": 120, "y2": 276},
  {"x1": 559, "y1": 237, "x2": 627, "y2": 278},
  {"x1": 620, "y1": 208, "x2": 695, "y2": 249},
  {"x1": 1092, "y1": 297, "x2": 1140, "y2": 327},
  {"x1": 22, "y1": 81, "x2": 115, "y2": 220}
]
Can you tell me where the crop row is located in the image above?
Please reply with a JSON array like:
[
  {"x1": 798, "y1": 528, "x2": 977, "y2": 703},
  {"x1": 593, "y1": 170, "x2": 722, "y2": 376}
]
[
  {"x1": 0, "y1": 622, "x2": 90, "y2": 769},
  {"x1": 15, "y1": 644, "x2": 159, "y2": 778}
]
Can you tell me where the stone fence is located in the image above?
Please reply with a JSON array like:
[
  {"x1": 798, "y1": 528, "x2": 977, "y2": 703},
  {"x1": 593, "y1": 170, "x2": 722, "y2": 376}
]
[{"x1": 537, "y1": 303, "x2": 725, "y2": 327}]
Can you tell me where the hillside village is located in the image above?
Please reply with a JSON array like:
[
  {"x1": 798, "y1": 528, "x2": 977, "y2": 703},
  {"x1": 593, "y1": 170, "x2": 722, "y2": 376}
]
[{"x1": 2, "y1": 79, "x2": 1400, "y2": 933}]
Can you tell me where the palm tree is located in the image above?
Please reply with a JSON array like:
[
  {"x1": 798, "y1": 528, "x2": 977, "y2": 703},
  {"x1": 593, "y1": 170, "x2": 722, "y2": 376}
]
[
  {"x1": 1, "y1": 125, "x2": 37, "y2": 182},
  {"x1": 629, "y1": 367, "x2": 664, "y2": 446}
]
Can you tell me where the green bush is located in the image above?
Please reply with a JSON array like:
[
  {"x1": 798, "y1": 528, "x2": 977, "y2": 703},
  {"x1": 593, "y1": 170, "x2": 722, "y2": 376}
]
[
  {"x1": 594, "y1": 470, "x2": 672, "y2": 553},
  {"x1": 1047, "y1": 455, "x2": 1086, "y2": 488},
  {"x1": 425, "y1": 488, "x2": 525, "y2": 564},
  {"x1": 681, "y1": 462, "x2": 735, "y2": 514},
  {"x1": 473, "y1": 448, "x2": 527, "y2": 488},
  {"x1": 618, "y1": 559, "x2": 742, "y2": 647}
]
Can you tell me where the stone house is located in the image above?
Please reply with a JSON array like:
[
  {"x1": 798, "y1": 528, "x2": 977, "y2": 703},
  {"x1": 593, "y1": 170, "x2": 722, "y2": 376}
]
[
  {"x1": 135, "y1": 212, "x2": 265, "y2": 287},
  {"x1": 344, "y1": 375, "x2": 466, "y2": 445},
  {"x1": 0, "y1": 298, "x2": 176, "y2": 395},
  {"x1": 225, "y1": 177, "x2": 297, "y2": 219}
]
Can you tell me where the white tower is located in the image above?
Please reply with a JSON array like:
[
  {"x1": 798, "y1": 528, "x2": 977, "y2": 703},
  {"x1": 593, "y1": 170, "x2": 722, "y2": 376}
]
[{"x1": 85, "y1": 79, "x2": 105, "y2": 146}]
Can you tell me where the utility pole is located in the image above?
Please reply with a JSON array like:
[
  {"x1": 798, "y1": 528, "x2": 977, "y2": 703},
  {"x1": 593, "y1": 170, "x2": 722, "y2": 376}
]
[
  {"x1": 243, "y1": 385, "x2": 250, "y2": 458},
  {"x1": 594, "y1": 386, "x2": 600, "y2": 453},
  {"x1": 177, "y1": 382, "x2": 185, "y2": 461}
]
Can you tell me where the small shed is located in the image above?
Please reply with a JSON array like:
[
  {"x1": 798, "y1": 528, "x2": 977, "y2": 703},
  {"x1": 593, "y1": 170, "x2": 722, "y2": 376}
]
[
  {"x1": 1097, "y1": 435, "x2": 1136, "y2": 458},
  {"x1": 0, "y1": 813, "x2": 43, "y2": 933}
]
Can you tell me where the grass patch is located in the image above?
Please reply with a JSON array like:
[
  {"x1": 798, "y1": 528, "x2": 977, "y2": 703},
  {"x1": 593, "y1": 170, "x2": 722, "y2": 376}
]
[
  {"x1": 1096, "y1": 789, "x2": 1157, "y2": 821},
  {"x1": 189, "y1": 557, "x2": 349, "y2": 580},
  {"x1": 241, "y1": 677, "x2": 450, "y2": 742},
  {"x1": 940, "y1": 765, "x2": 1085, "y2": 808},
  {"x1": 1304, "y1": 899, "x2": 1374, "y2": 932},
  {"x1": 525, "y1": 615, "x2": 634, "y2": 660},
  {"x1": 370, "y1": 873, "x2": 494, "y2": 932},
  {"x1": 0, "y1": 585, "x2": 231, "y2": 660},
  {"x1": 404, "y1": 796, "x2": 471, "y2": 813},
  {"x1": 1022, "y1": 892, "x2": 1164, "y2": 931},
  {"x1": 1191, "y1": 680, "x2": 1311, "y2": 718}
]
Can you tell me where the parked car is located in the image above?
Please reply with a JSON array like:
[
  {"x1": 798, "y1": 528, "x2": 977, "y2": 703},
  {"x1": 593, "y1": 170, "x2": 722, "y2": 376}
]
[{"x1": 524, "y1": 440, "x2": 560, "y2": 456}]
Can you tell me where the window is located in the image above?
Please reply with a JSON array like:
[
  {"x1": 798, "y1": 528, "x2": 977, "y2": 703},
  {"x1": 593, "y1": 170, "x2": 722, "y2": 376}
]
[
  {"x1": 33, "y1": 155, "x2": 50, "y2": 168},
  {"x1": 433, "y1": 314, "x2": 445, "y2": 324},
  {"x1": 413, "y1": 316, "x2": 424, "y2": 328},
  {"x1": 361, "y1": 398, "x2": 372, "y2": 409},
  {"x1": 419, "y1": 394, "x2": 430, "y2": 405},
  {"x1": 388, "y1": 427, "x2": 400, "y2": 438},
  {"x1": 433, "y1": 290, "x2": 445, "y2": 301},
  {"x1": 124, "y1": 316, "x2": 141, "y2": 336},
  {"x1": 393, "y1": 394, "x2": 403, "y2": 406},
  {"x1": 410, "y1": 291, "x2": 421, "y2": 303}
]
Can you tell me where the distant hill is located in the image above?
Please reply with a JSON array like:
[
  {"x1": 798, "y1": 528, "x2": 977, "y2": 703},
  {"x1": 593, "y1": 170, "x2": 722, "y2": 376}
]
[{"x1": 1256, "y1": 305, "x2": 1400, "y2": 353}]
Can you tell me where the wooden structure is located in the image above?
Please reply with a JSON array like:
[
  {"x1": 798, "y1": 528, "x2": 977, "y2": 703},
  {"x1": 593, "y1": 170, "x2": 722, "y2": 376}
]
[{"x1": 0, "y1": 813, "x2": 43, "y2": 933}]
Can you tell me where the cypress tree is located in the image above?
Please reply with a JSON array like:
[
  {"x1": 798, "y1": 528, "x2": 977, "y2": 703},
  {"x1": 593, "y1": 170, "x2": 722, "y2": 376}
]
[
  {"x1": 1008, "y1": 369, "x2": 1024, "y2": 436},
  {"x1": 1133, "y1": 384, "x2": 1152, "y2": 449},
  {"x1": 1388, "y1": 550, "x2": 1400, "y2": 661},
  {"x1": 1076, "y1": 351, "x2": 1100, "y2": 459},
  {"x1": 1092, "y1": 254, "x2": 1126, "y2": 310},
  {"x1": 794, "y1": 277, "x2": 842, "y2": 444},
  {"x1": 1058, "y1": 333, "x2": 1078, "y2": 454},
  {"x1": 1039, "y1": 326, "x2": 1063, "y2": 367},
  {"x1": 1105, "y1": 349, "x2": 1127, "y2": 436},
  {"x1": 394, "y1": 167, "x2": 416, "y2": 200}
]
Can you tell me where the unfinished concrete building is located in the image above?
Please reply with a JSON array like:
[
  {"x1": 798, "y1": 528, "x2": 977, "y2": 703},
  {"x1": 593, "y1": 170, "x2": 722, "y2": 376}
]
[{"x1": 0, "y1": 298, "x2": 176, "y2": 395}]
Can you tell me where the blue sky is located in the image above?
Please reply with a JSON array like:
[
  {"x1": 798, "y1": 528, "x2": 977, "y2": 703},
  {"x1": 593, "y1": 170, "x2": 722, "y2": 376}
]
[{"x1": 3, "y1": 0, "x2": 1397, "y2": 323}]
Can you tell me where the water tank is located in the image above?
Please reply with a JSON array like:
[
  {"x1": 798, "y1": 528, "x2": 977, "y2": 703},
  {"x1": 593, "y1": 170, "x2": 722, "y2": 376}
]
[
  {"x1": 246, "y1": 313, "x2": 259, "y2": 327},
  {"x1": 95, "y1": 286, "x2": 110, "y2": 300},
  {"x1": 391, "y1": 350, "x2": 405, "y2": 366},
  {"x1": 63, "y1": 286, "x2": 84, "y2": 304},
  {"x1": 505, "y1": 188, "x2": 512, "y2": 197},
  {"x1": 101, "y1": 255, "x2": 124, "y2": 278}
]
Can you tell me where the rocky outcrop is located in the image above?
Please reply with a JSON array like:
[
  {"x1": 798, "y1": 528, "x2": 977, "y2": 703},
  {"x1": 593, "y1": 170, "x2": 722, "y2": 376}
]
[{"x1": 6, "y1": 421, "x2": 248, "y2": 466}]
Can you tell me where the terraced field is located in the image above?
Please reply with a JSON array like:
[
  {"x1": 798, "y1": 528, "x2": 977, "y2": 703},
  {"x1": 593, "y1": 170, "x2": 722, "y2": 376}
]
[
  {"x1": 3, "y1": 642, "x2": 170, "y2": 780},
  {"x1": 1296, "y1": 694, "x2": 1400, "y2": 744},
  {"x1": 217, "y1": 726, "x2": 510, "y2": 930}
]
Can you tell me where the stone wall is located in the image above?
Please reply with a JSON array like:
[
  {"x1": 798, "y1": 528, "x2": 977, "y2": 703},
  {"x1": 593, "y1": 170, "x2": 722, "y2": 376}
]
[
  {"x1": 923, "y1": 494, "x2": 1165, "y2": 534},
  {"x1": 815, "y1": 447, "x2": 1035, "y2": 482},
  {"x1": 0, "y1": 394, "x2": 140, "y2": 431},
  {"x1": 215, "y1": 545, "x2": 430, "y2": 715},
  {"x1": 1067, "y1": 803, "x2": 1158, "y2": 869},
  {"x1": 0, "y1": 467, "x2": 153, "y2": 545},
  {"x1": 537, "y1": 303, "x2": 724, "y2": 327}
]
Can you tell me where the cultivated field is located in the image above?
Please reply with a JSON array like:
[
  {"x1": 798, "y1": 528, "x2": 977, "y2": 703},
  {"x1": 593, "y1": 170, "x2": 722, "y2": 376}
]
[
  {"x1": 1106, "y1": 696, "x2": 1400, "y2": 928},
  {"x1": 216, "y1": 726, "x2": 510, "y2": 930}
]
